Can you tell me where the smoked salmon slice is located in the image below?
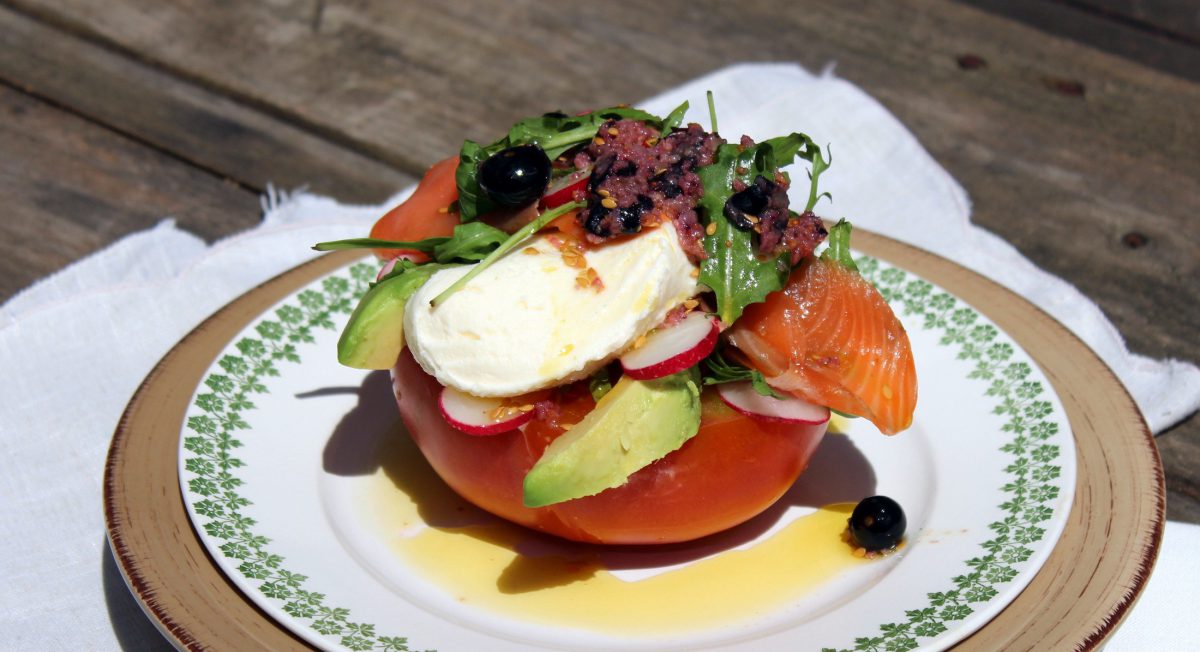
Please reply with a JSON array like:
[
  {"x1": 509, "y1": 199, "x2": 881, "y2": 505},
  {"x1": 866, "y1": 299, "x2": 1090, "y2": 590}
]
[{"x1": 727, "y1": 253, "x2": 917, "y2": 435}]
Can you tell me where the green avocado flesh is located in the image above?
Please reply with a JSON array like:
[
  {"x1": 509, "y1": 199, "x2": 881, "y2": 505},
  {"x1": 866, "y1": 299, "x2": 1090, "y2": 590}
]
[
  {"x1": 337, "y1": 269, "x2": 436, "y2": 369},
  {"x1": 522, "y1": 369, "x2": 702, "y2": 508}
]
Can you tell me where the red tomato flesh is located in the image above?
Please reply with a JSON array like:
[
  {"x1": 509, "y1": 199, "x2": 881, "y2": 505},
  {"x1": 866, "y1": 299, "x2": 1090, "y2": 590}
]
[
  {"x1": 392, "y1": 349, "x2": 828, "y2": 545},
  {"x1": 369, "y1": 156, "x2": 462, "y2": 262}
]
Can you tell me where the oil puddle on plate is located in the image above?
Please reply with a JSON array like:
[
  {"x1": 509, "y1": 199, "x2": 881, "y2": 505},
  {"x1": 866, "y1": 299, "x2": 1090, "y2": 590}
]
[{"x1": 320, "y1": 372, "x2": 905, "y2": 649}]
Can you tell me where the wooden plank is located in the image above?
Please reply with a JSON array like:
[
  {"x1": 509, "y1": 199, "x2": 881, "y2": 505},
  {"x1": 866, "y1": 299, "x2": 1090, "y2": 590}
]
[
  {"x1": 7, "y1": 0, "x2": 1198, "y2": 519},
  {"x1": 0, "y1": 5, "x2": 412, "y2": 205},
  {"x1": 1074, "y1": 0, "x2": 1200, "y2": 43},
  {"x1": 10, "y1": 0, "x2": 1196, "y2": 357},
  {"x1": 960, "y1": 0, "x2": 1200, "y2": 82},
  {"x1": 0, "y1": 84, "x2": 260, "y2": 301}
]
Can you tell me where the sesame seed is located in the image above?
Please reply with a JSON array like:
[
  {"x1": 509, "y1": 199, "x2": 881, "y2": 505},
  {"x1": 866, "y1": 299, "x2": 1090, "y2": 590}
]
[
  {"x1": 645, "y1": 137, "x2": 659, "y2": 146},
  {"x1": 725, "y1": 240, "x2": 732, "y2": 248},
  {"x1": 593, "y1": 137, "x2": 605, "y2": 145},
  {"x1": 607, "y1": 127, "x2": 619, "y2": 136},
  {"x1": 690, "y1": 268, "x2": 700, "y2": 278},
  {"x1": 683, "y1": 299, "x2": 699, "y2": 310},
  {"x1": 437, "y1": 206, "x2": 449, "y2": 214},
  {"x1": 601, "y1": 197, "x2": 618, "y2": 209},
  {"x1": 705, "y1": 222, "x2": 717, "y2": 235},
  {"x1": 523, "y1": 247, "x2": 539, "y2": 255},
  {"x1": 597, "y1": 189, "x2": 610, "y2": 197}
]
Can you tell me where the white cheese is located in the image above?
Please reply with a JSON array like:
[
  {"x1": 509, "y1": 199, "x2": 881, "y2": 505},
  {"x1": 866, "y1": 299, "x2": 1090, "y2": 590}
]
[{"x1": 405, "y1": 223, "x2": 698, "y2": 397}]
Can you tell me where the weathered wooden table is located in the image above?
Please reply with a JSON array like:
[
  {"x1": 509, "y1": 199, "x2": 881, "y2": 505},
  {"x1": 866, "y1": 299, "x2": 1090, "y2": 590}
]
[{"x1": 2, "y1": 0, "x2": 1196, "y2": 533}]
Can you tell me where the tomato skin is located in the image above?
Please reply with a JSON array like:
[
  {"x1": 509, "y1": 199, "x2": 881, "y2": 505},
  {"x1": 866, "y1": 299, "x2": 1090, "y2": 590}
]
[
  {"x1": 370, "y1": 157, "x2": 462, "y2": 261},
  {"x1": 392, "y1": 349, "x2": 828, "y2": 545}
]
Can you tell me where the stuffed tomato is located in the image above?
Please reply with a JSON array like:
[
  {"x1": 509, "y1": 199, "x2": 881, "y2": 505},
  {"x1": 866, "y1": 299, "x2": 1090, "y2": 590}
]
[
  {"x1": 392, "y1": 349, "x2": 827, "y2": 544},
  {"x1": 320, "y1": 101, "x2": 916, "y2": 545}
]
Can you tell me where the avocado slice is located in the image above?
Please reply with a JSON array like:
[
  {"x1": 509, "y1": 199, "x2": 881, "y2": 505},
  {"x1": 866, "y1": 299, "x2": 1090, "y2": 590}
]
[
  {"x1": 523, "y1": 369, "x2": 702, "y2": 507},
  {"x1": 337, "y1": 266, "x2": 439, "y2": 369}
]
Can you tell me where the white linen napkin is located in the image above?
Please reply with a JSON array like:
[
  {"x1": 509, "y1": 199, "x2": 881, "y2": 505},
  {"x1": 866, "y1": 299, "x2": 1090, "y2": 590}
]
[{"x1": 0, "y1": 63, "x2": 1194, "y2": 650}]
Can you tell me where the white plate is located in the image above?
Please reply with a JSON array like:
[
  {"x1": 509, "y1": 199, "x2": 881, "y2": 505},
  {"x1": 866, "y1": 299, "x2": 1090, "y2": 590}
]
[{"x1": 179, "y1": 255, "x2": 1074, "y2": 651}]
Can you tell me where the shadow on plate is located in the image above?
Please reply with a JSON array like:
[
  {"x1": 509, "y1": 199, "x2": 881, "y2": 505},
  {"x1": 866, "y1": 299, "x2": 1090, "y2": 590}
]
[
  {"x1": 316, "y1": 370, "x2": 877, "y2": 594},
  {"x1": 102, "y1": 538, "x2": 176, "y2": 651}
]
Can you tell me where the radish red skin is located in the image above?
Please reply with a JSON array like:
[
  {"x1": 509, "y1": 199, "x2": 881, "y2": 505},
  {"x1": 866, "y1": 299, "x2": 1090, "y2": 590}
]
[
  {"x1": 621, "y1": 316, "x2": 719, "y2": 380},
  {"x1": 717, "y1": 381, "x2": 831, "y2": 425},
  {"x1": 438, "y1": 387, "x2": 536, "y2": 436}
]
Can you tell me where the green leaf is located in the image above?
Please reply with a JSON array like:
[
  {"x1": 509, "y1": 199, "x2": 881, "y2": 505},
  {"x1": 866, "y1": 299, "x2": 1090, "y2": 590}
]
[
  {"x1": 749, "y1": 371, "x2": 784, "y2": 399},
  {"x1": 588, "y1": 367, "x2": 613, "y2": 402},
  {"x1": 456, "y1": 139, "x2": 501, "y2": 221},
  {"x1": 696, "y1": 134, "x2": 826, "y2": 325},
  {"x1": 457, "y1": 106, "x2": 666, "y2": 220},
  {"x1": 804, "y1": 141, "x2": 833, "y2": 212},
  {"x1": 311, "y1": 237, "x2": 447, "y2": 253},
  {"x1": 430, "y1": 201, "x2": 584, "y2": 307},
  {"x1": 314, "y1": 222, "x2": 509, "y2": 267},
  {"x1": 661, "y1": 100, "x2": 689, "y2": 133},
  {"x1": 701, "y1": 347, "x2": 783, "y2": 398},
  {"x1": 431, "y1": 222, "x2": 509, "y2": 262},
  {"x1": 820, "y1": 219, "x2": 859, "y2": 272},
  {"x1": 696, "y1": 142, "x2": 791, "y2": 324}
]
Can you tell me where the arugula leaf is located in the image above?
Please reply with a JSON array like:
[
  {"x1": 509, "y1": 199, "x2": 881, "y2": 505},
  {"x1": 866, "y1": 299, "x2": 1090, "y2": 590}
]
[
  {"x1": 432, "y1": 222, "x2": 509, "y2": 262},
  {"x1": 588, "y1": 367, "x2": 613, "y2": 402},
  {"x1": 456, "y1": 107, "x2": 666, "y2": 221},
  {"x1": 313, "y1": 222, "x2": 510, "y2": 265},
  {"x1": 430, "y1": 201, "x2": 584, "y2": 307},
  {"x1": 819, "y1": 219, "x2": 858, "y2": 272},
  {"x1": 312, "y1": 237, "x2": 447, "y2": 253},
  {"x1": 804, "y1": 142, "x2": 833, "y2": 212},
  {"x1": 697, "y1": 133, "x2": 831, "y2": 324},
  {"x1": 697, "y1": 142, "x2": 788, "y2": 325},
  {"x1": 456, "y1": 139, "x2": 500, "y2": 221},
  {"x1": 660, "y1": 100, "x2": 689, "y2": 134},
  {"x1": 701, "y1": 348, "x2": 783, "y2": 398}
]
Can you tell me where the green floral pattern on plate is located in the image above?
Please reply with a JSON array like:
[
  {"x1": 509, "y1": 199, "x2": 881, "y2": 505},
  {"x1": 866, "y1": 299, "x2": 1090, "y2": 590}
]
[
  {"x1": 180, "y1": 256, "x2": 1062, "y2": 652},
  {"x1": 818, "y1": 258, "x2": 1062, "y2": 652}
]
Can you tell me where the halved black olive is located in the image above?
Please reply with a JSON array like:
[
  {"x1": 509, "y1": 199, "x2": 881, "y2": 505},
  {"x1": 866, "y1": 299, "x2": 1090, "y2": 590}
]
[
  {"x1": 618, "y1": 195, "x2": 654, "y2": 232},
  {"x1": 478, "y1": 144, "x2": 552, "y2": 207},
  {"x1": 724, "y1": 175, "x2": 776, "y2": 231},
  {"x1": 585, "y1": 202, "x2": 611, "y2": 237}
]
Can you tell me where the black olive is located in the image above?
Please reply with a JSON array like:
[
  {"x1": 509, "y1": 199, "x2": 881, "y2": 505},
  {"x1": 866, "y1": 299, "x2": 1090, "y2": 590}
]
[
  {"x1": 617, "y1": 195, "x2": 654, "y2": 232},
  {"x1": 723, "y1": 176, "x2": 778, "y2": 231},
  {"x1": 613, "y1": 160, "x2": 638, "y2": 177},
  {"x1": 650, "y1": 171, "x2": 682, "y2": 199},
  {"x1": 585, "y1": 202, "x2": 611, "y2": 237},
  {"x1": 478, "y1": 144, "x2": 551, "y2": 207},
  {"x1": 588, "y1": 153, "x2": 616, "y2": 193},
  {"x1": 849, "y1": 496, "x2": 907, "y2": 551}
]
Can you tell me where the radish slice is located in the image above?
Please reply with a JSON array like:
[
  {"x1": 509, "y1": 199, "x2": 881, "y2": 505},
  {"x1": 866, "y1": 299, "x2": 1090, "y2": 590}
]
[
  {"x1": 717, "y1": 382, "x2": 831, "y2": 424},
  {"x1": 540, "y1": 166, "x2": 591, "y2": 209},
  {"x1": 376, "y1": 253, "x2": 424, "y2": 281},
  {"x1": 376, "y1": 257, "x2": 399, "y2": 281},
  {"x1": 620, "y1": 312, "x2": 718, "y2": 380},
  {"x1": 439, "y1": 386, "x2": 536, "y2": 435}
]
